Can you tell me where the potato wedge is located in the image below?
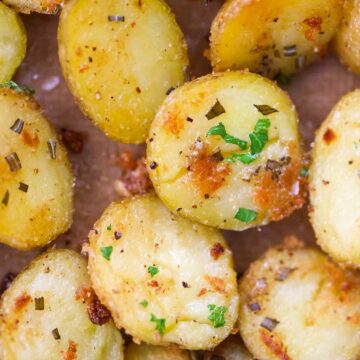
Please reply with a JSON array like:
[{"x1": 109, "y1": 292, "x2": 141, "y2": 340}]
[
  {"x1": 333, "y1": 0, "x2": 360, "y2": 74},
  {"x1": 239, "y1": 243, "x2": 360, "y2": 360},
  {"x1": 147, "y1": 71, "x2": 305, "y2": 231},
  {"x1": 87, "y1": 194, "x2": 239, "y2": 350},
  {"x1": 0, "y1": 87, "x2": 73, "y2": 250},
  {"x1": 58, "y1": 0, "x2": 189, "y2": 144},
  {"x1": 204, "y1": 336, "x2": 253, "y2": 360},
  {"x1": 210, "y1": 0, "x2": 343, "y2": 78},
  {"x1": 0, "y1": 2, "x2": 26, "y2": 82},
  {"x1": 125, "y1": 342, "x2": 190, "y2": 360},
  {"x1": 0, "y1": 249, "x2": 124, "y2": 360},
  {"x1": 310, "y1": 90, "x2": 360, "y2": 265},
  {"x1": 2, "y1": 0, "x2": 63, "y2": 14}
]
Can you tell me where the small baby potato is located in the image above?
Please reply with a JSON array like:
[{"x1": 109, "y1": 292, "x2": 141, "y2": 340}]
[
  {"x1": 334, "y1": 0, "x2": 360, "y2": 74},
  {"x1": 239, "y1": 243, "x2": 360, "y2": 360},
  {"x1": 310, "y1": 90, "x2": 360, "y2": 265},
  {"x1": 204, "y1": 336, "x2": 253, "y2": 360},
  {"x1": 210, "y1": 0, "x2": 343, "y2": 78},
  {"x1": 88, "y1": 194, "x2": 239, "y2": 350},
  {"x1": 0, "y1": 249, "x2": 124, "y2": 360},
  {"x1": 0, "y1": 87, "x2": 73, "y2": 250},
  {"x1": 147, "y1": 71, "x2": 305, "y2": 231},
  {"x1": 0, "y1": 2, "x2": 26, "y2": 82},
  {"x1": 125, "y1": 342, "x2": 190, "y2": 360},
  {"x1": 2, "y1": 0, "x2": 63, "y2": 14},
  {"x1": 58, "y1": 0, "x2": 189, "y2": 144}
]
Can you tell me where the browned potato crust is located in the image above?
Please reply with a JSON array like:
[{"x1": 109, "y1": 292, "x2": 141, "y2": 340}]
[{"x1": 2, "y1": 0, "x2": 63, "y2": 14}]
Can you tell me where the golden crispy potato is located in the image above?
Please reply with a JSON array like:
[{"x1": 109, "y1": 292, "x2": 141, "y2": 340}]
[
  {"x1": 334, "y1": 0, "x2": 360, "y2": 74},
  {"x1": 2, "y1": 0, "x2": 63, "y2": 14},
  {"x1": 239, "y1": 243, "x2": 360, "y2": 360},
  {"x1": 0, "y1": 87, "x2": 73, "y2": 250},
  {"x1": 58, "y1": 0, "x2": 189, "y2": 144},
  {"x1": 88, "y1": 194, "x2": 239, "y2": 350},
  {"x1": 147, "y1": 72, "x2": 305, "y2": 231},
  {"x1": 0, "y1": 249, "x2": 124, "y2": 360},
  {"x1": 204, "y1": 336, "x2": 253, "y2": 360},
  {"x1": 0, "y1": 2, "x2": 26, "y2": 82},
  {"x1": 310, "y1": 90, "x2": 360, "y2": 265},
  {"x1": 125, "y1": 342, "x2": 190, "y2": 360},
  {"x1": 210, "y1": 0, "x2": 343, "y2": 78}
]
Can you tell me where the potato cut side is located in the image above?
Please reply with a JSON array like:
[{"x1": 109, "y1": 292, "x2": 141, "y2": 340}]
[
  {"x1": 0, "y1": 2, "x2": 27, "y2": 82},
  {"x1": 0, "y1": 249, "x2": 124, "y2": 360},
  {"x1": 310, "y1": 90, "x2": 360, "y2": 265},
  {"x1": 210, "y1": 0, "x2": 343, "y2": 78},
  {"x1": 204, "y1": 336, "x2": 253, "y2": 360},
  {"x1": 125, "y1": 342, "x2": 190, "y2": 360},
  {"x1": 2, "y1": 0, "x2": 63, "y2": 14},
  {"x1": 239, "y1": 244, "x2": 360, "y2": 360},
  {"x1": 334, "y1": 0, "x2": 360, "y2": 74},
  {"x1": 87, "y1": 194, "x2": 239, "y2": 350},
  {"x1": 58, "y1": 0, "x2": 189, "y2": 144},
  {"x1": 147, "y1": 71, "x2": 305, "y2": 231},
  {"x1": 0, "y1": 88, "x2": 73, "y2": 250}
]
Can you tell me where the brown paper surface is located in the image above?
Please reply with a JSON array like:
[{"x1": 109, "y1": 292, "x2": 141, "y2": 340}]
[{"x1": 1, "y1": 0, "x2": 360, "y2": 279}]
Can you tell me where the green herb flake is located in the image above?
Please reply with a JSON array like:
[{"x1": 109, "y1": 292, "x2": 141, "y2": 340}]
[
  {"x1": 140, "y1": 299, "x2": 149, "y2": 307},
  {"x1": 225, "y1": 153, "x2": 258, "y2": 165},
  {"x1": 235, "y1": 208, "x2": 257, "y2": 224},
  {"x1": 100, "y1": 246, "x2": 113, "y2": 260},
  {"x1": 250, "y1": 119, "x2": 271, "y2": 155},
  {"x1": 254, "y1": 105, "x2": 278, "y2": 116},
  {"x1": 107, "y1": 224, "x2": 112, "y2": 231},
  {"x1": 300, "y1": 167, "x2": 309, "y2": 177},
  {"x1": 208, "y1": 304, "x2": 227, "y2": 328},
  {"x1": 205, "y1": 100, "x2": 226, "y2": 120},
  {"x1": 0, "y1": 81, "x2": 35, "y2": 96},
  {"x1": 148, "y1": 265, "x2": 159, "y2": 277},
  {"x1": 207, "y1": 122, "x2": 247, "y2": 150},
  {"x1": 150, "y1": 313, "x2": 166, "y2": 335}
]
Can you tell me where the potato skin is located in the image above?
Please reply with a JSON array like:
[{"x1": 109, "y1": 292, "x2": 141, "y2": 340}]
[
  {"x1": 333, "y1": 0, "x2": 360, "y2": 74},
  {"x1": 147, "y1": 71, "x2": 305, "y2": 231},
  {"x1": 0, "y1": 2, "x2": 26, "y2": 82},
  {"x1": 0, "y1": 249, "x2": 124, "y2": 360},
  {"x1": 0, "y1": 88, "x2": 73, "y2": 250},
  {"x1": 88, "y1": 194, "x2": 239, "y2": 350},
  {"x1": 58, "y1": 0, "x2": 189, "y2": 144},
  {"x1": 204, "y1": 336, "x2": 253, "y2": 360},
  {"x1": 125, "y1": 342, "x2": 190, "y2": 360},
  {"x1": 210, "y1": 0, "x2": 343, "y2": 78},
  {"x1": 239, "y1": 244, "x2": 360, "y2": 360},
  {"x1": 310, "y1": 90, "x2": 360, "y2": 266},
  {"x1": 2, "y1": 0, "x2": 63, "y2": 14}
]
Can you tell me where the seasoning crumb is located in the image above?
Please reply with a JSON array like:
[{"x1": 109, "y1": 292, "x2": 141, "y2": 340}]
[
  {"x1": 34, "y1": 296, "x2": 45, "y2": 310},
  {"x1": 248, "y1": 302, "x2": 261, "y2": 313},
  {"x1": 210, "y1": 242, "x2": 225, "y2": 260},
  {"x1": 149, "y1": 161, "x2": 158, "y2": 170},
  {"x1": 18, "y1": 182, "x2": 29, "y2": 193},
  {"x1": 108, "y1": 15, "x2": 125, "y2": 22},
  {"x1": 261, "y1": 317, "x2": 279, "y2": 332},
  {"x1": 52, "y1": 328, "x2": 61, "y2": 340}
]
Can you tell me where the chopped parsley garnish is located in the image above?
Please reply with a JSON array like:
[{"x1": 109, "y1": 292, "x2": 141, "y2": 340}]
[
  {"x1": 140, "y1": 299, "x2": 149, "y2": 307},
  {"x1": 148, "y1": 265, "x2": 159, "y2": 277},
  {"x1": 300, "y1": 167, "x2": 309, "y2": 177},
  {"x1": 207, "y1": 122, "x2": 247, "y2": 150},
  {"x1": 107, "y1": 224, "x2": 112, "y2": 231},
  {"x1": 0, "y1": 81, "x2": 35, "y2": 96},
  {"x1": 100, "y1": 246, "x2": 113, "y2": 260},
  {"x1": 253, "y1": 104, "x2": 278, "y2": 116},
  {"x1": 150, "y1": 314, "x2": 166, "y2": 335},
  {"x1": 235, "y1": 208, "x2": 257, "y2": 224},
  {"x1": 250, "y1": 118, "x2": 271, "y2": 155},
  {"x1": 206, "y1": 100, "x2": 226, "y2": 120},
  {"x1": 208, "y1": 304, "x2": 227, "y2": 328},
  {"x1": 226, "y1": 153, "x2": 258, "y2": 165}
]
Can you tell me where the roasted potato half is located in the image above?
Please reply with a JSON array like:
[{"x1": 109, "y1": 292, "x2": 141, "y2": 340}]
[
  {"x1": 239, "y1": 243, "x2": 360, "y2": 360},
  {"x1": 0, "y1": 88, "x2": 73, "y2": 250},
  {"x1": 2, "y1": 0, "x2": 63, "y2": 14},
  {"x1": 204, "y1": 336, "x2": 253, "y2": 360},
  {"x1": 210, "y1": 0, "x2": 343, "y2": 78},
  {"x1": 310, "y1": 90, "x2": 360, "y2": 265},
  {"x1": 88, "y1": 194, "x2": 239, "y2": 350},
  {"x1": 334, "y1": 0, "x2": 360, "y2": 74},
  {"x1": 58, "y1": 0, "x2": 189, "y2": 144},
  {"x1": 147, "y1": 71, "x2": 305, "y2": 231},
  {"x1": 0, "y1": 2, "x2": 26, "y2": 82},
  {"x1": 0, "y1": 249, "x2": 124, "y2": 360},
  {"x1": 125, "y1": 342, "x2": 190, "y2": 360}
]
